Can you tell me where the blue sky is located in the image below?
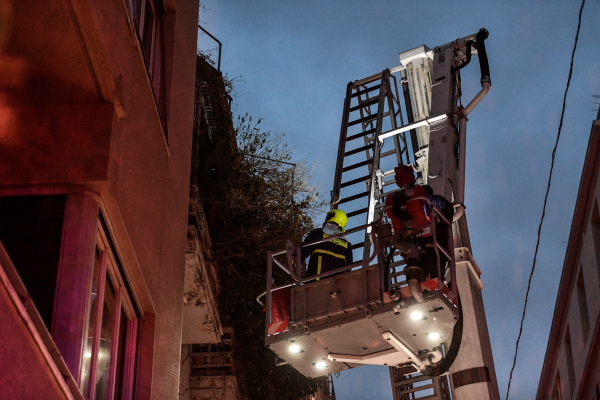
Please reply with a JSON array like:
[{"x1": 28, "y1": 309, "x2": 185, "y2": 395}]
[{"x1": 197, "y1": 1, "x2": 600, "y2": 398}]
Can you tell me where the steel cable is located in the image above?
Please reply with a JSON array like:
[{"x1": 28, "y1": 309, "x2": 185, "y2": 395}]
[{"x1": 505, "y1": 1, "x2": 585, "y2": 398}]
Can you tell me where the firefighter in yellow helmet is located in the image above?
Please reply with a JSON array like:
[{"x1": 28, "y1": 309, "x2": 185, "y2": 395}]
[{"x1": 300, "y1": 209, "x2": 353, "y2": 280}]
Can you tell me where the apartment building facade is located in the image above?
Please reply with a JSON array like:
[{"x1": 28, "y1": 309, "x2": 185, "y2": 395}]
[
  {"x1": 536, "y1": 112, "x2": 600, "y2": 399},
  {"x1": 0, "y1": 0, "x2": 199, "y2": 399}
]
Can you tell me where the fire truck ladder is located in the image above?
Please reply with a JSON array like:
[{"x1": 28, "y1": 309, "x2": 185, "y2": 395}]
[
  {"x1": 330, "y1": 69, "x2": 411, "y2": 274},
  {"x1": 260, "y1": 30, "x2": 499, "y2": 399},
  {"x1": 390, "y1": 368, "x2": 451, "y2": 400}
]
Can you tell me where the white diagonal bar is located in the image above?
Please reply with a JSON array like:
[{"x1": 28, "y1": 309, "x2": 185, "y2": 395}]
[
  {"x1": 382, "y1": 331, "x2": 426, "y2": 370},
  {"x1": 373, "y1": 114, "x2": 448, "y2": 143}
]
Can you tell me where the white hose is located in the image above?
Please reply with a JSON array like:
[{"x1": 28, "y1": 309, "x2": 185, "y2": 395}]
[
  {"x1": 452, "y1": 204, "x2": 465, "y2": 222},
  {"x1": 408, "y1": 279, "x2": 425, "y2": 303}
]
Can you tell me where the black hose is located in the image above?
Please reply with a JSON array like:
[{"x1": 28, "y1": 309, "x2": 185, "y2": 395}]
[
  {"x1": 426, "y1": 293, "x2": 463, "y2": 377},
  {"x1": 475, "y1": 28, "x2": 491, "y2": 85},
  {"x1": 452, "y1": 28, "x2": 491, "y2": 87}
]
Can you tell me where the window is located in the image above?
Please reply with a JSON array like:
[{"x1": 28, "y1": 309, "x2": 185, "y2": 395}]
[
  {"x1": 0, "y1": 195, "x2": 66, "y2": 330},
  {"x1": 564, "y1": 327, "x2": 576, "y2": 395},
  {"x1": 80, "y1": 215, "x2": 141, "y2": 400},
  {"x1": 576, "y1": 268, "x2": 590, "y2": 345},
  {"x1": 0, "y1": 193, "x2": 146, "y2": 400},
  {"x1": 128, "y1": 0, "x2": 168, "y2": 138}
]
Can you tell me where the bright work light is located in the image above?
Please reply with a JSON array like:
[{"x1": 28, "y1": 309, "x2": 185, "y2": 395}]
[
  {"x1": 315, "y1": 362, "x2": 327, "y2": 369},
  {"x1": 427, "y1": 331, "x2": 440, "y2": 340},
  {"x1": 411, "y1": 311, "x2": 424, "y2": 320},
  {"x1": 289, "y1": 344, "x2": 301, "y2": 353}
]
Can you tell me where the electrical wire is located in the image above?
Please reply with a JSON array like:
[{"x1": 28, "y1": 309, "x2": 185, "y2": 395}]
[{"x1": 505, "y1": 1, "x2": 585, "y2": 398}]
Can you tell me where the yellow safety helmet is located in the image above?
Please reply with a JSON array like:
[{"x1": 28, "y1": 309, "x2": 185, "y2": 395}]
[{"x1": 325, "y1": 209, "x2": 348, "y2": 229}]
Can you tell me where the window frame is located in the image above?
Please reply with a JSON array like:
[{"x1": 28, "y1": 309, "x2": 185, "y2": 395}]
[
  {"x1": 81, "y1": 215, "x2": 142, "y2": 400},
  {"x1": 0, "y1": 185, "x2": 155, "y2": 400}
]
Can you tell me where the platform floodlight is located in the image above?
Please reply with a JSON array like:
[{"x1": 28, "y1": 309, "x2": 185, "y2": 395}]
[
  {"x1": 314, "y1": 361, "x2": 328, "y2": 369},
  {"x1": 410, "y1": 311, "x2": 424, "y2": 320},
  {"x1": 427, "y1": 331, "x2": 440, "y2": 340},
  {"x1": 289, "y1": 344, "x2": 302, "y2": 353}
]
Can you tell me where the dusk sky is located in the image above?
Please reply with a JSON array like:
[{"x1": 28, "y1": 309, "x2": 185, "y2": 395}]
[{"x1": 197, "y1": 1, "x2": 600, "y2": 398}]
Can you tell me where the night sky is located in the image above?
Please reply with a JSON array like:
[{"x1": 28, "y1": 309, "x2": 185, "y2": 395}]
[{"x1": 197, "y1": 1, "x2": 600, "y2": 398}]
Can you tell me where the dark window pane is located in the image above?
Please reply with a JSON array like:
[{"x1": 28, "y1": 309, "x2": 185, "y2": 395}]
[
  {"x1": 576, "y1": 269, "x2": 590, "y2": 344},
  {"x1": 114, "y1": 310, "x2": 127, "y2": 399},
  {"x1": 142, "y1": 2, "x2": 154, "y2": 66},
  {"x1": 0, "y1": 195, "x2": 66, "y2": 329},
  {"x1": 130, "y1": 0, "x2": 141, "y2": 23}
]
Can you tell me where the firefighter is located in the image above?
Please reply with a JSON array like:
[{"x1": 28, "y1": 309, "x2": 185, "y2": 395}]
[
  {"x1": 385, "y1": 165, "x2": 428, "y2": 269},
  {"x1": 301, "y1": 209, "x2": 353, "y2": 280}
]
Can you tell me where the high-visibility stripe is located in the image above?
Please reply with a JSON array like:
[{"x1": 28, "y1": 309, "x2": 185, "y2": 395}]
[
  {"x1": 312, "y1": 249, "x2": 346, "y2": 260},
  {"x1": 323, "y1": 233, "x2": 349, "y2": 248},
  {"x1": 316, "y1": 256, "x2": 322, "y2": 281}
]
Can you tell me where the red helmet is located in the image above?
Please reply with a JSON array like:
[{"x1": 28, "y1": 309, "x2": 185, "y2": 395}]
[{"x1": 394, "y1": 165, "x2": 415, "y2": 187}]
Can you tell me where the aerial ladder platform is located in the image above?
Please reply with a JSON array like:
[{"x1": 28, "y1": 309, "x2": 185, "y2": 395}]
[{"x1": 258, "y1": 29, "x2": 500, "y2": 400}]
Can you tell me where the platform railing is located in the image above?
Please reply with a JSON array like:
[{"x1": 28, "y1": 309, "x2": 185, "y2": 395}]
[
  {"x1": 381, "y1": 196, "x2": 456, "y2": 296},
  {"x1": 259, "y1": 196, "x2": 458, "y2": 339}
]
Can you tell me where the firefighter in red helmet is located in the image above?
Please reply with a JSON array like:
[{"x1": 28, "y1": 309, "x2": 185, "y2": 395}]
[{"x1": 385, "y1": 165, "x2": 427, "y2": 270}]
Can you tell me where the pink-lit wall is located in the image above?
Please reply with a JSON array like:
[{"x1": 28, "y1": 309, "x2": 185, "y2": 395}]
[{"x1": 0, "y1": 0, "x2": 198, "y2": 398}]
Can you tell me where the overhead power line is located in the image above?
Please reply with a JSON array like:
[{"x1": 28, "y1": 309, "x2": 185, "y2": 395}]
[{"x1": 505, "y1": 0, "x2": 586, "y2": 398}]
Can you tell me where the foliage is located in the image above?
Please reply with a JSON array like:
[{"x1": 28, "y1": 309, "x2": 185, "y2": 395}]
[
  {"x1": 197, "y1": 48, "x2": 216, "y2": 67},
  {"x1": 192, "y1": 111, "x2": 326, "y2": 399},
  {"x1": 197, "y1": 49, "x2": 244, "y2": 101}
]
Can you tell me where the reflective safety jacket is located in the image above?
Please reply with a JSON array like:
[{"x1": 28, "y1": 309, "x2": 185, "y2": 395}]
[{"x1": 300, "y1": 228, "x2": 353, "y2": 279}]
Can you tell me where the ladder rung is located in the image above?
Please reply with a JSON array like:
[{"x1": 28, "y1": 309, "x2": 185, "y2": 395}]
[
  {"x1": 340, "y1": 175, "x2": 370, "y2": 188},
  {"x1": 337, "y1": 191, "x2": 369, "y2": 205},
  {"x1": 347, "y1": 208, "x2": 368, "y2": 218},
  {"x1": 351, "y1": 242, "x2": 365, "y2": 250},
  {"x1": 348, "y1": 111, "x2": 390, "y2": 127},
  {"x1": 348, "y1": 113, "x2": 377, "y2": 127},
  {"x1": 344, "y1": 144, "x2": 373, "y2": 157},
  {"x1": 400, "y1": 384, "x2": 434, "y2": 395},
  {"x1": 347, "y1": 128, "x2": 376, "y2": 142},
  {"x1": 351, "y1": 84, "x2": 380, "y2": 98},
  {"x1": 394, "y1": 375, "x2": 437, "y2": 386},
  {"x1": 389, "y1": 264, "x2": 406, "y2": 274},
  {"x1": 380, "y1": 149, "x2": 397, "y2": 158},
  {"x1": 342, "y1": 159, "x2": 372, "y2": 172},
  {"x1": 349, "y1": 97, "x2": 378, "y2": 112}
]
